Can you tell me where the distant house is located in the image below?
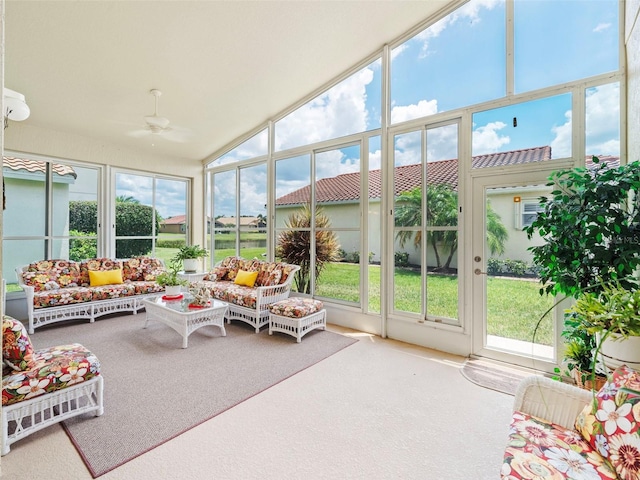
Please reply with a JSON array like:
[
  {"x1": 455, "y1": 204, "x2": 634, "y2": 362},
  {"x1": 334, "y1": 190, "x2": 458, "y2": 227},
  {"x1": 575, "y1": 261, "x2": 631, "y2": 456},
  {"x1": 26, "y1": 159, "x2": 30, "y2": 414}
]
[
  {"x1": 215, "y1": 216, "x2": 265, "y2": 229},
  {"x1": 160, "y1": 215, "x2": 187, "y2": 234},
  {"x1": 275, "y1": 147, "x2": 619, "y2": 266}
]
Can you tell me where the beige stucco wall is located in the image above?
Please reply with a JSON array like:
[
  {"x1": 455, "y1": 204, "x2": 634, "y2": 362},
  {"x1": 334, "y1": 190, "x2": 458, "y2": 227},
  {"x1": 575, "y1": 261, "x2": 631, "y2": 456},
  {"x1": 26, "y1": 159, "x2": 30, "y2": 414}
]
[{"x1": 627, "y1": 0, "x2": 640, "y2": 161}]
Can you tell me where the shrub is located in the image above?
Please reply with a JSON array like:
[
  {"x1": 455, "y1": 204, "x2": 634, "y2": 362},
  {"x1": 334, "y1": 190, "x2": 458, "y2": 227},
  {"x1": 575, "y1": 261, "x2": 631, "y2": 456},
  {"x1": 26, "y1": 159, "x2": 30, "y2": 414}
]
[
  {"x1": 69, "y1": 230, "x2": 97, "y2": 261},
  {"x1": 394, "y1": 251, "x2": 409, "y2": 267}
]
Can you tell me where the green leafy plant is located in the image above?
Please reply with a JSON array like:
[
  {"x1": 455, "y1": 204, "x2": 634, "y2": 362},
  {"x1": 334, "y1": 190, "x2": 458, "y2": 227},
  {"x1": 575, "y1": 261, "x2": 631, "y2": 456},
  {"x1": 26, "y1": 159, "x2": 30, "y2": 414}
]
[
  {"x1": 155, "y1": 259, "x2": 187, "y2": 287},
  {"x1": 525, "y1": 157, "x2": 640, "y2": 298},
  {"x1": 173, "y1": 244, "x2": 209, "y2": 261}
]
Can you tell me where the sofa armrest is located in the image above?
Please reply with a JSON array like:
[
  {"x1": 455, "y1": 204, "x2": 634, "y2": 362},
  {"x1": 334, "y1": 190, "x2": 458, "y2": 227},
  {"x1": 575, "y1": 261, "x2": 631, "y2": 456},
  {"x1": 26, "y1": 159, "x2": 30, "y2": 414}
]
[{"x1": 513, "y1": 375, "x2": 593, "y2": 430}]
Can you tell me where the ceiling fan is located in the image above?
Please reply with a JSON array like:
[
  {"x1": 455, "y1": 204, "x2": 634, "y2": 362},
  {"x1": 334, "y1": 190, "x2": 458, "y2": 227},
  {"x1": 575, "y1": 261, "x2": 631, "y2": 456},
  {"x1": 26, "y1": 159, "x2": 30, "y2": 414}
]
[{"x1": 127, "y1": 89, "x2": 193, "y2": 143}]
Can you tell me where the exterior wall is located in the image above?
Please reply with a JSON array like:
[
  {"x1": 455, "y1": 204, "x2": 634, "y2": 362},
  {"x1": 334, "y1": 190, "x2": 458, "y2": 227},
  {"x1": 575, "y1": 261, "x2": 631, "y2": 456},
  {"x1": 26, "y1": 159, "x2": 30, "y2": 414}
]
[{"x1": 486, "y1": 187, "x2": 549, "y2": 263}]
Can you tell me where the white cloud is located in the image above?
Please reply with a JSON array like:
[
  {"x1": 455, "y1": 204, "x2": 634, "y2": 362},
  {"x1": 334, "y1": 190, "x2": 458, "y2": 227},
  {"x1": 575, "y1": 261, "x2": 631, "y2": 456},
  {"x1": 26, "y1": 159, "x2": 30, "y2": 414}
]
[
  {"x1": 369, "y1": 149, "x2": 382, "y2": 171},
  {"x1": 275, "y1": 67, "x2": 374, "y2": 151},
  {"x1": 585, "y1": 83, "x2": 620, "y2": 155},
  {"x1": 391, "y1": 99, "x2": 438, "y2": 124},
  {"x1": 593, "y1": 22, "x2": 611, "y2": 33},
  {"x1": 472, "y1": 121, "x2": 510, "y2": 155},
  {"x1": 550, "y1": 110, "x2": 572, "y2": 158}
]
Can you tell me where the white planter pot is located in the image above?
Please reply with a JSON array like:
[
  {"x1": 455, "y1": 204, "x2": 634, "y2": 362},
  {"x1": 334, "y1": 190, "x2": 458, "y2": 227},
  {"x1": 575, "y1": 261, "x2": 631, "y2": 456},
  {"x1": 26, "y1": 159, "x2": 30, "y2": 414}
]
[
  {"x1": 183, "y1": 259, "x2": 199, "y2": 273},
  {"x1": 165, "y1": 285, "x2": 182, "y2": 297},
  {"x1": 598, "y1": 332, "x2": 640, "y2": 371}
]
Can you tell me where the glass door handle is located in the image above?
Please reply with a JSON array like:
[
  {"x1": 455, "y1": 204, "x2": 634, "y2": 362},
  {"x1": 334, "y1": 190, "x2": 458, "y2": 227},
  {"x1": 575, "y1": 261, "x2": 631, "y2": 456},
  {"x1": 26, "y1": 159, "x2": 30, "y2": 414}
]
[{"x1": 474, "y1": 268, "x2": 487, "y2": 275}]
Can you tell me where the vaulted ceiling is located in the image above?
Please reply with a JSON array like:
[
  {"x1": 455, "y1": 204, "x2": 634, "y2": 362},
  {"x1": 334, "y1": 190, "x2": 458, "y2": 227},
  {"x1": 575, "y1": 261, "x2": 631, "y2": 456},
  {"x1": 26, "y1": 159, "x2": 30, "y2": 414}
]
[{"x1": 5, "y1": 1, "x2": 454, "y2": 164}]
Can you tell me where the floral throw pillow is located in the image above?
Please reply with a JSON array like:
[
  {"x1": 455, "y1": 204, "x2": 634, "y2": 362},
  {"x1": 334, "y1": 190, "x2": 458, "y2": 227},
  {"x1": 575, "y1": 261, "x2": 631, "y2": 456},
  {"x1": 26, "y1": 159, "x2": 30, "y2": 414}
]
[
  {"x1": 2, "y1": 316, "x2": 35, "y2": 372},
  {"x1": 575, "y1": 364, "x2": 640, "y2": 480}
]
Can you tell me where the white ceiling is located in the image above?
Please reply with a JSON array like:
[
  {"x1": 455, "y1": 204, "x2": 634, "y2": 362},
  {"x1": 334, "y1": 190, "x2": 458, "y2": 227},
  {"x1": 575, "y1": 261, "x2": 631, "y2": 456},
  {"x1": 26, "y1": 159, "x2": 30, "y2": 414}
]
[{"x1": 4, "y1": 1, "x2": 453, "y2": 164}]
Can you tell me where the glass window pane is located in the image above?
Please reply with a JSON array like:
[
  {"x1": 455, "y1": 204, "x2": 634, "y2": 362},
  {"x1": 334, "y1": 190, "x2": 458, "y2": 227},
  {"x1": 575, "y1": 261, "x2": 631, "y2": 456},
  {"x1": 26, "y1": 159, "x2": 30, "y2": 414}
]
[
  {"x1": 275, "y1": 59, "x2": 381, "y2": 151},
  {"x1": 115, "y1": 173, "x2": 154, "y2": 237},
  {"x1": 315, "y1": 145, "x2": 360, "y2": 229},
  {"x1": 275, "y1": 155, "x2": 311, "y2": 229},
  {"x1": 368, "y1": 135, "x2": 382, "y2": 313},
  {"x1": 391, "y1": 0, "x2": 505, "y2": 125},
  {"x1": 3, "y1": 239, "x2": 46, "y2": 291},
  {"x1": 514, "y1": 0, "x2": 619, "y2": 93},
  {"x1": 239, "y1": 164, "x2": 267, "y2": 259},
  {"x1": 213, "y1": 170, "x2": 237, "y2": 257},
  {"x1": 586, "y1": 82, "x2": 620, "y2": 157},
  {"x1": 3, "y1": 157, "x2": 47, "y2": 236},
  {"x1": 472, "y1": 93, "x2": 572, "y2": 164},
  {"x1": 156, "y1": 178, "x2": 188, "y2": 266},
  {"x1": 426, "y1": 124, "x2": 458, "y2": 228},
  {"x1": 394, "y1": 250, "x2": 421, "y2": 314},
  {"x1": 317, "y1": 230, "x2": 360, "y2": 304},
  {"x1": 211, "y1": 128, "x2": 268, "y2": 166}
]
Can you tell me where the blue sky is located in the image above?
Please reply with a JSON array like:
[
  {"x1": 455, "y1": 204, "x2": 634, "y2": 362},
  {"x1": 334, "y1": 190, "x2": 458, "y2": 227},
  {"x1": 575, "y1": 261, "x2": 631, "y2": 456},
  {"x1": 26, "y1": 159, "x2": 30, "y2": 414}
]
[{"x1": 116, "y1": 0, "x2": 621, "y2": 219}]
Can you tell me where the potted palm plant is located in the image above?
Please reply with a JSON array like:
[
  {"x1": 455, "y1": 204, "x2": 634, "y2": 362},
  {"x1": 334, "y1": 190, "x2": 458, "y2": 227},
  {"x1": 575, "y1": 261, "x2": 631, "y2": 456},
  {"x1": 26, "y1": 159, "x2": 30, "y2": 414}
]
[
  {"x1": 173, "y1": 244, "x2": 209, "y2": 273},
  {"x1": 155, "y1": 259, "x2": 188, "y2": 296}
]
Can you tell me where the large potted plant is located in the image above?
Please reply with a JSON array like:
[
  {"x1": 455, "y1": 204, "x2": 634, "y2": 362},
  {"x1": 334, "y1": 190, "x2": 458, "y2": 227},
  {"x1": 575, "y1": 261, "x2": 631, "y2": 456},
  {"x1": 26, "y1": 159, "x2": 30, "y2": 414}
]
[
  {"x1": 526, "y1": 157, "x2": 640, "y2": 385},
  {"x1": 173, "y1": 244, "x2": 209, "y2": 273}
]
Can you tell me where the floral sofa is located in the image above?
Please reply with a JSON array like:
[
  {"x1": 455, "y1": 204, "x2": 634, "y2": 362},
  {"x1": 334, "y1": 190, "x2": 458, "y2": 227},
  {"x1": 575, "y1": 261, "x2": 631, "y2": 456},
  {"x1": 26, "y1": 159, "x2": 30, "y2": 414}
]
[
  {"x1": 196, "y1": 256, "x2": 300, "y2": 332},
  {"x1": 16, "y1": 257, "x2": 166, "y2": 334},
  {"x1": 2, "y1": 315, "x2": 103, "y2": 454},
  {"x1": 502, "y1": 365, "x2": 640, "y2": 480}
]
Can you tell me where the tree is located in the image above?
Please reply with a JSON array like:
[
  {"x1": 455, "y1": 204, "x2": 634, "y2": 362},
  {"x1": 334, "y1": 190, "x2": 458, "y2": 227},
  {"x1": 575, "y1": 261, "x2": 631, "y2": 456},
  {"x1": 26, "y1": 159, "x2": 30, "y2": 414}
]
[
  {"x1": 276, "y1": 204, "x2": 341, "y2": 294},
  {"x1": 395, "y1": 185, "x2": 507, "y2": 270},
  {"x1": 116, "y1": 195, "x2": 140, "y2": 204}
]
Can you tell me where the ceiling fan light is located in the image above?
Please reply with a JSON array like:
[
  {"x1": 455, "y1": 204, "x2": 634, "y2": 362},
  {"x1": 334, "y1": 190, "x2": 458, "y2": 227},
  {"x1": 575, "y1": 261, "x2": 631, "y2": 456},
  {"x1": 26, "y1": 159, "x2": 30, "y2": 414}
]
[{"x1": 4, "y1": 87, "x2": 30, "y2": 121}]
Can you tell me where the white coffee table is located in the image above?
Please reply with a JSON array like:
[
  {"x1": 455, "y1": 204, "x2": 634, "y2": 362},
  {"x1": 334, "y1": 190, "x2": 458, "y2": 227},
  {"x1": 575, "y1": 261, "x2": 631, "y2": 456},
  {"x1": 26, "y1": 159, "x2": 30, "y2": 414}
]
[{"x1": 142, "y1": 295, "x2": 228, "y2": 348}]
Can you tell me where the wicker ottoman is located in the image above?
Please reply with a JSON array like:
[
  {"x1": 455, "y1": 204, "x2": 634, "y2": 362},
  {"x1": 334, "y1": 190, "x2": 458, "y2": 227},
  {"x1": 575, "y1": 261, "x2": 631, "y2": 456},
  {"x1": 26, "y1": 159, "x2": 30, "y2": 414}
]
[{"x1": 268, "y1": 298, "x2": 326, "y2": 342}]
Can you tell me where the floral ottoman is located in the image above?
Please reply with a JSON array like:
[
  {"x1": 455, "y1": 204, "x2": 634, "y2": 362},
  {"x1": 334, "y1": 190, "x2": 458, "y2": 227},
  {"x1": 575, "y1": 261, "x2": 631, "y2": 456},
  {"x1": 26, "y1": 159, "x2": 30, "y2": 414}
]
[{"x1": 268, "y1": 298, "x2": 326, "y2": 342}]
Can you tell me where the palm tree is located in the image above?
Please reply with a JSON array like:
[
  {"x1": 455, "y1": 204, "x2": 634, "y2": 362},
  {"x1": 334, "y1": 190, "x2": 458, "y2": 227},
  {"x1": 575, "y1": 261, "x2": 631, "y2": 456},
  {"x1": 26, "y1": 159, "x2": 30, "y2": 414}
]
[
  {"x1": 276, "y1": 204, "x2": 341, "y2": 294},
  {"x1": 116, "y1": 195, "x2": 140, "y2": 204},
  {"x1": 395, "y1": 185, "x2": 507, "y2": 270}
]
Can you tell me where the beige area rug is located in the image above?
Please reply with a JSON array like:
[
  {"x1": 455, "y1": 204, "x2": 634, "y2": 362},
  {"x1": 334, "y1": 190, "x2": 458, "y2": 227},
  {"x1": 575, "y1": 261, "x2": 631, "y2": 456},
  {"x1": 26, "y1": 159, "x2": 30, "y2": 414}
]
[
  {"x1": 461, "y1": 357, "x2": 536, "y2": 396},
  {"x1": 31, "y1": 314, "x2": 357, "y2": 478}
]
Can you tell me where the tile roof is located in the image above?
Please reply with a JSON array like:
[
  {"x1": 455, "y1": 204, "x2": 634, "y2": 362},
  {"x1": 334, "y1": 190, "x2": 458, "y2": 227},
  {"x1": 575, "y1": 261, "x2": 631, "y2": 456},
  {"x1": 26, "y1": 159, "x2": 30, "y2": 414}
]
[
  {"x1": 275, "y1": 147, "x2": 620, "y2": 205},
  {"x1": 2, "y1": 156, "x2": 78, "y2": 179},
  {"x1": 161, "y1": 215, "x2": 186, "y2": 225}
]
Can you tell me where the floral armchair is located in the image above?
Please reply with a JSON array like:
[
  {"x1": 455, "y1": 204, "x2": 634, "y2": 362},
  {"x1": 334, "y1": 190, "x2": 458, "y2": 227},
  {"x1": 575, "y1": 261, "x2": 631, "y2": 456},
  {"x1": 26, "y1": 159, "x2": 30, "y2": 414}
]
[{"x1": 1, "y1": 315, "x2": 104, "y2": 455}]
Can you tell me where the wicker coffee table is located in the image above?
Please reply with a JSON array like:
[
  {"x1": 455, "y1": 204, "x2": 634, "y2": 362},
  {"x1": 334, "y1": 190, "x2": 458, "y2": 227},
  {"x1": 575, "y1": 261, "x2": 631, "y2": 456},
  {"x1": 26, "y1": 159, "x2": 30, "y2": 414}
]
[{"x1": 142, "y1": 295, "x2": 228, "y2": 348}]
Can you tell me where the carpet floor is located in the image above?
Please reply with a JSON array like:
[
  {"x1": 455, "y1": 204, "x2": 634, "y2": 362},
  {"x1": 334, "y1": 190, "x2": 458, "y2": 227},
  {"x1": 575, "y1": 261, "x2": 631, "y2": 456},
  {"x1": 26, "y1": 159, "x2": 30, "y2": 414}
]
[
  {"x1": 460, "y1": 357, "x2": 535, "y2": 395},
  {"x1": 31, "y1": 313, "x2": 357, "y2": 478}
]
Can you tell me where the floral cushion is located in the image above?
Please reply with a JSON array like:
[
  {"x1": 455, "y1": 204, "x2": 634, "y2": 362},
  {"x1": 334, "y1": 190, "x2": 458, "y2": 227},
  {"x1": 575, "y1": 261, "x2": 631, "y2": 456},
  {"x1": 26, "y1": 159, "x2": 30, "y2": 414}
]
[
  {"x1": 122, "y1": 257, "x2": 165, "y2": 281},
  {"x1": 269, "y1": 298, "x2": 324, "y2": 318},
  {"x1": 502, "y1": 411, "x2": 618, "y2": 479},
  {"x1": 2, "y1": 316, "x2": 35, "y2": 372},
  {"x1": 255, "y1": 262, "x2": 282, "y2": 287},
  {"x1": 33, "y1": 287, "x2": 93, "y2": 309},
  {"x1": 128, "y1": 281, "x2": 165, "y2": 295},
  {"x1": 90, "y1": 283, "x2": 136, "y2": 301},
  {"x1": 22, "y1": 260, "x2": 81, "y2": 292},
  {"x1": 202, "y1": 281, "x2": 259, "y2": 309},
  {"x1": 203, "y1": 267, "x2": 229, "y2": 282},
  {"x1": 575, "y1": 365, "x2": 640, "y2": 480},
  {"x1": 78, "y1": 258, "x2": 123, "y2": 286},
  {"x1": 2, "y1": 343, "x2": 101, "y2": 406}
]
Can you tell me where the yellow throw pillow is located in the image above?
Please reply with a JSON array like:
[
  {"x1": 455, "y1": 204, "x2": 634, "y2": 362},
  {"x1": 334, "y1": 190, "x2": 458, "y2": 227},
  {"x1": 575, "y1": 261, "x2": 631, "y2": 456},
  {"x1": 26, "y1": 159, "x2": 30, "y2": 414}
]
[
  {"x1": 234, "y1": 269, "x2": 258, "y2": 287},
  {"x1": 89, "y1": 269, "x2": 123, "y2": 287}
]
